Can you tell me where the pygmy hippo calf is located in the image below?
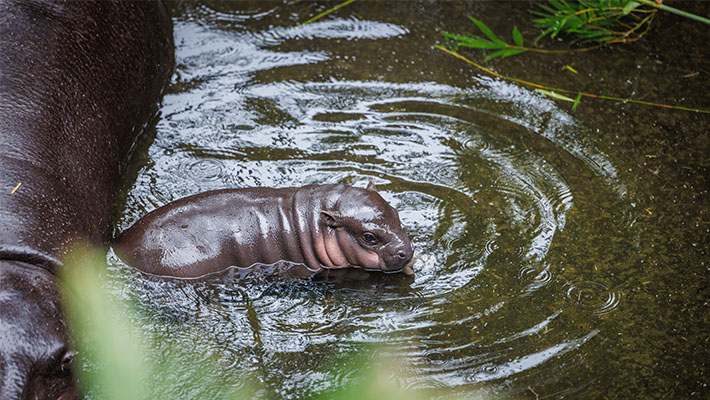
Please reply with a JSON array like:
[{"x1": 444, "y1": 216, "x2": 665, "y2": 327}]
[{"x1": 114, "y1": 183, "x2": 414, "y2": 278}]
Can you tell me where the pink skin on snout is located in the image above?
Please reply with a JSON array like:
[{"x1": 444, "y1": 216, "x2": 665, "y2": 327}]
[
  {"x1": 307, "y1": 188, "x2": 411, "y2": 273},
  {"x1": 313, "y1": 210, "x2": 382, "y2": 271}
]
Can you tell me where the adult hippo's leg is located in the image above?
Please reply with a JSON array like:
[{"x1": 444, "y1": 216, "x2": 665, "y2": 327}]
[{"x1": 0, "y1": 0, "x2": 173, "y2": 398}]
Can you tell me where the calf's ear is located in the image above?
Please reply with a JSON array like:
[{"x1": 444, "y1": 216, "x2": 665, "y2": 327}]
[
  {"x1": 320, "y1": 211, "x2": 343, "y2": 228},
  {"x1": 366, "y1": 181, "x2": 377, "y2": 191}
]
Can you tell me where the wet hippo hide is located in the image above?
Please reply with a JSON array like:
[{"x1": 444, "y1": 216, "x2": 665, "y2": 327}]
[
  {"x1": 114, "y1": 183, "x2": 415, "y2": 278},
  {"x1": 0, "y1": 0, "x2": 173, "y2": 398}
]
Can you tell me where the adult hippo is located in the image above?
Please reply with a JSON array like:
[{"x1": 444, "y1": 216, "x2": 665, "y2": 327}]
[
  {"x1": 114, "y1": 183, "x2": 415, "y2": 279},
  {"x1": 0, "y1": 1, "x2": 173, "y2": 398}
]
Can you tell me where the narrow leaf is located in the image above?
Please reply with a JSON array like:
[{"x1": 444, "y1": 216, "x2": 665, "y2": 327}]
[
  {"x1": 548, "y1": 0, "x2": 568, "y2": 11},
  {"x1": 512, "y1": 26, "x2": 524, "y2": 46},
  {"x1": 459, "y1": 39, "x2": 507, "y2": 49},
  {"x1": 483, "y1": 49, "x2": 510, "y2": 62},
  {"x1": 566, "y1": 18, "x2": 584, "y2": 30},
  {"x1": 537, "y1": 89, "x2": 575, "y2": 102},
  {"x1": 538, "y1": 4, "x2": 559, "y2": 14},
  {"x1": 622, "y1": 1, "x2": 641, "y2": 15},
  {"x1": 468, "y1": 16, "x2": 506, "y2": 45},
  {"x1": 572, "y1": 91, "x2": 583, "y2": 111},
  {"x1": 499, "y1": 48, "x2": 526, "y2": 58},
  {"x1": 551, "y1": 16, "x2": 570, "y2": 38},
  {"x1": 533, "y1": 27, "x2": 554, "y2": 45},
  {"x1": 444, "y1": 37, "x2": 459, "y2": 52},
  {"x1": 483, "y1": 48, "x2": 526, "y2": 62},
  {"x1": 441, "y1": 33, "x2": 505, "y2": 49}
]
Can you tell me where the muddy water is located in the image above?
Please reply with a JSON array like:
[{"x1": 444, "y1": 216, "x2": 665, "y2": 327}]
[{"x1": 109, "y1": 1, "x2": 709, "y2": 398}]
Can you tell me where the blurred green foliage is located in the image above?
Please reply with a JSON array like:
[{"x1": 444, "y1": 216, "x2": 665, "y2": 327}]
[
  {"x1": 59, "y1": 247, "x2": 258, "y2": 399},
  {"x1": 59, "y1": 247, "x2": 461, "y2": 399}
]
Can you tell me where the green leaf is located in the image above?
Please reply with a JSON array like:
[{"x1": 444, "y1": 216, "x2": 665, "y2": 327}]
[
  {"x1": 531, "y1": 10, "x2": 553, "y2": 19},
  {"x1": 459, "y1": 39, "x2": 506, "y2": 49},
  {"x1": 483, "y1": 49, "x2": 509, "y2": 62},
  {"x1": 550, "y1": 17, "x2": 568, "y2": 39},
  {"x1": 468, "y1": 16, "x2": 506, "y2": 45},
  {"x1": 537, "y1": 4, "x2": 560, "y2": 16},
  {"x1": 548, "y1": 0, "x2": 568, "y2": 11},
  {"x1": 572, "y1": 91, "x2": 583, "y2": 111},
  {"x1": 501, "y1": 48, "x2": 526, "y2": 58},
  {"x1": 441, "y1": 32, "x2": 506, "y2": 49},
  {"x1": 512, "y1": 26, "x2": 524, "y2": 46},
  {"x1": 483, "y1": 48, "x2": 526, "y2": 62},
  {"x1": 537, "y1": 89, "x2": 575, "y2": 102},
  {"x1": 444, "y1": 37, "x2": 459, "y2": 51},
  {"x1": 533, "y1": 27, "x2": 554, "y2": 45},
  {"x1": 566, "y1": 18, "x2": 584, "y2": 31},
  {"x1": 623, "y1": 1, "x2": 641, "y2": 15}
]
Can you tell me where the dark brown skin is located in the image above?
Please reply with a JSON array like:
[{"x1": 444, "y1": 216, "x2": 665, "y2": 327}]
[
  {"x1": 0, "y1": 262, "x2": 75, "y2": 400},
  {"x1": 114, "y1": 183, "x2": 415, "y2": 279},
  {"x1": 0, "y1": 0, "x2": 173, "y2": 398}
]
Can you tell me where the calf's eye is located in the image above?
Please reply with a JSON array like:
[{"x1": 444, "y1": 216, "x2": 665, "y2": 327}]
[
  {"x1": 60, "y1": 350, "x2": 77, "y2": 373},
  {"x1": 362, "y1": 232, "x2": 377, "y2": 244}
]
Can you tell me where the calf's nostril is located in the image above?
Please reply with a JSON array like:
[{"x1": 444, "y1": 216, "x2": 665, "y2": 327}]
[{"x1": 397, "y1": 250, "x2": 407, "y2": 259}]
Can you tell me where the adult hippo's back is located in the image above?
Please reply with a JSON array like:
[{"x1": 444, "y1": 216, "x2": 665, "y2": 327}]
[
  {"x1": 1, "y1": 0, "x2": 173, "y2": 264},
  {"x1": 114, "y1": 183, "x2": 415, "y2": 278},
  {"x1": 0, "y1": 0, "x2": 173, "y2": 398}
]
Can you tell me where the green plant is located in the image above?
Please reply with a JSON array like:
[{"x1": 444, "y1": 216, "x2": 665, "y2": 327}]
[
  {"x1": 59, "y1": 247, "x2": 258, "y2": 399},
  {"x1": 532, "y1": 0, "x2": 658, "y2": 45},
  {"x1": 58, "y1": 247, "x2": 445, "y2": 399},
  {"x1": 442, "y1": 0, "x2": 710, "y2": 62},
  {"x1": 437, "y1": 1, "x2": 709, "y2": 113}
]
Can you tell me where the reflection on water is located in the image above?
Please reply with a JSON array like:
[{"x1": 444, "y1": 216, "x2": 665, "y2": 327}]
[{"x1": 109, "y1": 2, "x2": 652, "y2": 398}]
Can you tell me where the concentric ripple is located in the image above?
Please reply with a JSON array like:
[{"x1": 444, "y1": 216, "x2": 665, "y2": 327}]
[
  {"x1": 109, "y1": 3, "x2": 638, "y2": 398},
  {"x1": 563, "y1": 281, "x2": 621, "y2": 316}
]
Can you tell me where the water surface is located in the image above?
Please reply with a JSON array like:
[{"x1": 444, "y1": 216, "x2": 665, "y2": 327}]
[{"x1": 109, "y1": 1, "x2": 709, "y2": 398}]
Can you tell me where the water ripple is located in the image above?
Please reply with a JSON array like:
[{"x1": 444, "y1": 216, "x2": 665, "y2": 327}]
[
  {"x1": 112, "y1": 10, "x2": 636, "y2": 397},
  {"x1": 563, "y1": 281, "x2": 621, "y2": 316}
]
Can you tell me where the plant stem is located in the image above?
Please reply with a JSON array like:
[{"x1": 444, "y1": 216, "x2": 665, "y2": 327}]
[
  {"x1": 299, "y1": 0, "x2": 358, "y2": 27},
  {"x1": 635, "y1": 0, "x2": 710, "y2": 25},
  {"x1": 435, "y1": 45, "x2": 710, "y2": 114},
  {"x1": 508, "y1": 44, "x2": 604, "y2": 54}
]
